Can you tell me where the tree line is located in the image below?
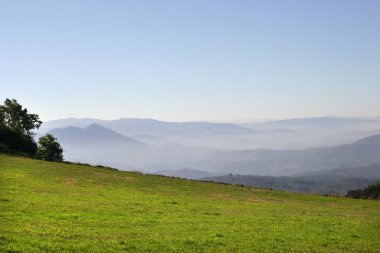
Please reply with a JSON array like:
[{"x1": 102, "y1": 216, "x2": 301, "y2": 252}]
[
  {"x1": 345, "y1": 181, "x2": 380, "y2": 199},
  {"x1": 0, "y1": 98, "x2": 63, "y2": 161}
]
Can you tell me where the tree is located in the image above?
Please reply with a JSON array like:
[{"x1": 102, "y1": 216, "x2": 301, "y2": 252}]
[
  {"x1": 36, "y1": 134, "x2": 64, "y2": 161},
  {"x1": 0, "y1": 98, "x2": 42, "y2": 136},
  {"x1": 0, "y1": 98, "x2": 41, "y2": 155},
  {"x1": 0, "y1": 126, "x2": 37, "y2": 154}
]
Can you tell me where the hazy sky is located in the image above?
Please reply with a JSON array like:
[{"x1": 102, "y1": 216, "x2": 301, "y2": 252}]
[{"x1": 1, "y1": 0, "x2": 379, "y2": 122}]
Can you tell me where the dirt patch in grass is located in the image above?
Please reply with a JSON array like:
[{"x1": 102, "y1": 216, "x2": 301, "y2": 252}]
[
  {"x1": 209, "y1": 193, "x2": 234, "y2": 200},
  {"x1": 210, "y1": 192, "x2": 263, "y2": 203},
  {"x1": 63, "y1": 177, "x2": 77, "y2": 186},
  {"x1": 246, "y1": 196, "x2": 266, "y2": 203},
  {"x1": 93, "y1": 172, "x2": 134, "y2": 181},
  {"x1": 116, "y1": 175, "x2": 134, "y2": 181},
  {"x1": 33, "y1": 188, "x2": 55, "y2": 193}
]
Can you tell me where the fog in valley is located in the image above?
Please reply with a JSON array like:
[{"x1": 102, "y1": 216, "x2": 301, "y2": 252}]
[{"x1": 36, "y1": 116, "x2": 380, "y2": 194}]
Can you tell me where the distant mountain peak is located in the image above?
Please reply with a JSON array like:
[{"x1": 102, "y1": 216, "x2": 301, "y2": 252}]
[
  {"x1": 49, "y1": 124, "x2": 147, "y2": 146},
  {"x1": 62, "y1": 126, "x2": 82, "y2": 130},
  {"x1": 85, "y1": 123, "x2": 107, "y2": 130}
]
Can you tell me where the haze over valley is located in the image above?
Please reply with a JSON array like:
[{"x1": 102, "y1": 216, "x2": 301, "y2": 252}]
[{"x1": 36, "y1": 116, "x2": 380, "y2": 194}]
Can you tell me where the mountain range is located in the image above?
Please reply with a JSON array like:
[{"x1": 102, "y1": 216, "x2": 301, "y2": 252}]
[
  {"x1": 40, "y1": 116, "x2": 380, "y2": 150},
  {"x1": 46, "y1": 123, "x2": 213, "y2": 171},
  {"x1": 42, "y1": 118, "x2": 252, "y2": 137},
  {"x1": 240, "y1": 116, "x2": 380, "y2": 129},
  {"x1": 39, "y1": 116, "x2": 380, "y2": 191}
]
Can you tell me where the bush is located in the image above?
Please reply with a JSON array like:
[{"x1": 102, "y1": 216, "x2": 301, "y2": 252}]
[{"x1": 36, "y1": 134, "x2": 64, "y2": 161}]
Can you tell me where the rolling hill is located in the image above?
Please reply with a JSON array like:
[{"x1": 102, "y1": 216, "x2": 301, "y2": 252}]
[
  {"x1": 189, "y1": 134, "x2": 380, "y2": 176},
  {"x1": 0, "y1": 154, "x2": 379, "y2": 252},
  {"x1": 49, "y1": 124, "x2": 147, "y2": 146},
  {"x1": 46, "y1": 124, "x2": 153, "y2": 169}
]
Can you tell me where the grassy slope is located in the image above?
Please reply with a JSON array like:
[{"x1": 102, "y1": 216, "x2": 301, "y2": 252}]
[{"x1": 0, "y1": 154, "x2": 379, "y2": 252}]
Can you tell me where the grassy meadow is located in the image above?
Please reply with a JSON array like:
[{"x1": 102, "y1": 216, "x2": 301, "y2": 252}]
[{"x1": 0, "y1": 154, "x2": 379, "y2": 252}]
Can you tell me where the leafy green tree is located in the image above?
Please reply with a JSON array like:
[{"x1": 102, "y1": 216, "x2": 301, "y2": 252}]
[
  {"x1": 0, "y1": 126, "x2": 37, "y2": 154},
  {"x1": 0, "y1": 98, "x2": 42, "y2": 136},
  {"x1": 0, "y1": 98, "x2": 41, "y2": 155},
  {"x1": 36, "y1": 134, "x2": 64, "y2": 161}
]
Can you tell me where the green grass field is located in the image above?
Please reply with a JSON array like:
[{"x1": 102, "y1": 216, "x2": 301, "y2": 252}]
[{"x1": 1, "y1": 154, "x2": 379, "y2": 252}]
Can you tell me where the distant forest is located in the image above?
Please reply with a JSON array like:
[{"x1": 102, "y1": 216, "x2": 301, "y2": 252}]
[{"x1": 202, "y1": 165, "x2": 380, "y2": 196}]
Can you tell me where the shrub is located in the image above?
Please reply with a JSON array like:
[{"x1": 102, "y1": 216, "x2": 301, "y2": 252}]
[{"x1": 36, "y1": 134, "x2": 64, "y2": 161}]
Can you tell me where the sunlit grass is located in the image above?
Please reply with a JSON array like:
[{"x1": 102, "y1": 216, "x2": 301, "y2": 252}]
[{"x1": 1, "y1": 154, "x2": 379, "y2": 252}]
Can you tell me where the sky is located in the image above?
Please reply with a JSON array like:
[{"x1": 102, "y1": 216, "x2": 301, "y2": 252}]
[{"x1": 1, "y1": 0, "x2": 379, "y2": 122}]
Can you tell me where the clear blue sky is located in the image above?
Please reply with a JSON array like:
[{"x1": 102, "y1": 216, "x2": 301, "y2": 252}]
[{"x1": 1, "y1": 0, "x2": 379, "y2": 121}]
